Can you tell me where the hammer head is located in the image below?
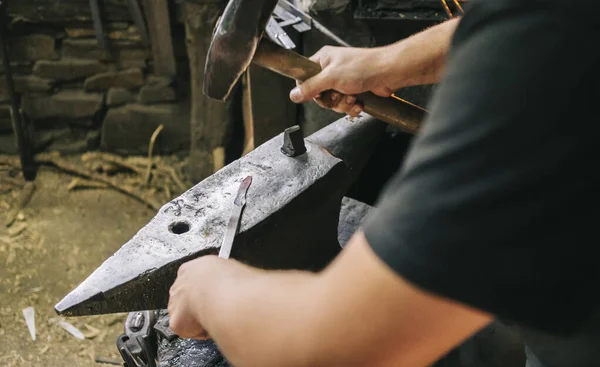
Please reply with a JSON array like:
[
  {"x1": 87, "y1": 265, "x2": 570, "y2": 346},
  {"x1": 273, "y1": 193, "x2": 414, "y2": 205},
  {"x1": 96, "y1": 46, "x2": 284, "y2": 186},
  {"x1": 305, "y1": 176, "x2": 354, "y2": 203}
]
[{"x1": 203, "y1": 0, "x2": 279, "y2": 101}]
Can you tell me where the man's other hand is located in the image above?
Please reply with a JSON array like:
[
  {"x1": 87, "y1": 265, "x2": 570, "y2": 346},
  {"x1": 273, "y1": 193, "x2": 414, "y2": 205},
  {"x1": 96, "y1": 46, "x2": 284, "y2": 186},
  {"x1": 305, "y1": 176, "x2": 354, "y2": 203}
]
[
  {"x1": 289, "y1": 46, "x2": 394, "y2": 117},
  {"x1": 168, "y1": 256, "x2": 220, "y2": 340}
]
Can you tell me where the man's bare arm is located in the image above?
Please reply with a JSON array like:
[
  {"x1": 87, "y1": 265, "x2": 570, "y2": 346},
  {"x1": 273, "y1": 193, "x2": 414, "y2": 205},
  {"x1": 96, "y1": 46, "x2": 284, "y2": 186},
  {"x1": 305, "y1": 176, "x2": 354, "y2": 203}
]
[
  {"x1": 169, "y1": 230, "x2": 492, "y2": 366},
  {"x1": 289, "y1": 18, "x2": 460, "y2": 116},
  {"x1": 384, "y1": 17, "x2": 460, "y2": 89}
]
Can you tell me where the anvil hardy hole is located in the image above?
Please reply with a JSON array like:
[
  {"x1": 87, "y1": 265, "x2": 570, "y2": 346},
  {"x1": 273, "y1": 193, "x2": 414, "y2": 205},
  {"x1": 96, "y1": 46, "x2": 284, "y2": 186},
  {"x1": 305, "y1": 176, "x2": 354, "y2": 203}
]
[{"x1": 169, "y1": 221, "x2": 191, "y2": 235}]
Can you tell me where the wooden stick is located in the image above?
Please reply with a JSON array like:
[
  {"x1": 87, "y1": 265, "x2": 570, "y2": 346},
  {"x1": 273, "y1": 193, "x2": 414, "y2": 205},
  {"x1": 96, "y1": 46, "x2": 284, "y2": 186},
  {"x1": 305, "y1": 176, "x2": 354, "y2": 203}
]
[
  {"x1": 145, "y1": 124, "x2": 164, "y2": 187},
  {"x1": 2, "y1": 153, "x2": 171, "y2": 211},
  {"x1": 242, "y1": 70, "x2": 255, "y2": 156},
  {"x1": 36, "y1": 153, "x2": 162, "y2": 210},
  {"x1": 4, "y1": 181, "x2": 36, "y2": 227},
  {"x1": 67, "y1": 178, "x2": 110, "y2": 191},
  {"x1": 85, "y1": 151, "x2": 186, "y2": 195},
  {"x1": 156, "y1": 165, "x2": 187, "y2": 191},
  {"x1": 212, "y1": 146, "x2": 225, "y2": 172},
  {"x1": 82, "y1": 152, "x2": 146, "y2": 175},
  {"x1": 143, "y1": 0, "x2": 177, "y2": 76},
  {"x1": 0, "y1": 155, "x2": 19, "y2": 166},
  {"x1": 124, "y1": 156, "x2": 155, "y2": 167},
  {"x1": 130, "y1": 155, "x2": 187, "y2": 191},
  {"x1": 8, "y1": 222, "x2": 27, "y2": 237},
  {"x1": 0, "y1": 175, "x2": 23, "y2": 187}
]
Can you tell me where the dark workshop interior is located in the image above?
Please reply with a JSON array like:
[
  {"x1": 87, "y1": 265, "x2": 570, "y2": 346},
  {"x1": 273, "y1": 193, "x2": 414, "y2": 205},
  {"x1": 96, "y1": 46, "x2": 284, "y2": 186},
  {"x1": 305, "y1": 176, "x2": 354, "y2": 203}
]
[{"x1": 0, "y1": 0, "x2": 530, "y2": 366}]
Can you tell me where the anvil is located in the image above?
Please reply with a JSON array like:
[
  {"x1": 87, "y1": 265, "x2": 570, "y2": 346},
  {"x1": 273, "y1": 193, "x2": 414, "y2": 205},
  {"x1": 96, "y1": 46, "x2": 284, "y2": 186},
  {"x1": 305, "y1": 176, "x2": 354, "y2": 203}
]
[{"x1": 56, "y1": 115, "x2": 388, "y2": 316}]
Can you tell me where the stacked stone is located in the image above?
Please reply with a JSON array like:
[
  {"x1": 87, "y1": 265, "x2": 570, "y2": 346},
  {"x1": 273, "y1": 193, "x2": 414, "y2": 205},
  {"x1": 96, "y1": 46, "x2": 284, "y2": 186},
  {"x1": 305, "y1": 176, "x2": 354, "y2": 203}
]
[{"x1": 0, "y1": 21, "x2": 183, "y2": 155}]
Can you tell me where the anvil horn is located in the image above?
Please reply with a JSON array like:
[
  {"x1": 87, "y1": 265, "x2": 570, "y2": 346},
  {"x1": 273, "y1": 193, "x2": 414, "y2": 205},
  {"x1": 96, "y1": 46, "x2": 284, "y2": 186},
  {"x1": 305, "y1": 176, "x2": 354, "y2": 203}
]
[{"x1": 55, "y1": 115, "x2": 386, "y2": 316}]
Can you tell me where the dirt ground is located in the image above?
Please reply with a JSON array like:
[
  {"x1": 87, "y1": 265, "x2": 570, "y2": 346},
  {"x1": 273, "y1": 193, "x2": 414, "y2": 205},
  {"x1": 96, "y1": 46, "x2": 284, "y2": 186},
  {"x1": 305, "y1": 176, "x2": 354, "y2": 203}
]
[{"x1": 0, "y1": 162, "x2": 164, "y2": 366}]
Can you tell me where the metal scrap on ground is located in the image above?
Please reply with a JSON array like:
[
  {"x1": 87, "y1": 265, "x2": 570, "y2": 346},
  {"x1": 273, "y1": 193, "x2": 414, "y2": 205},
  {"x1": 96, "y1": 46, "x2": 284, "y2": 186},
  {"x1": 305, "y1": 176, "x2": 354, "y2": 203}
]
[
  {"x1": 22, "y1": 306, "x2": 36, "y2": 341},
  {"x1": 49, "y1": 318, "x2": 85, "y2": 340}
]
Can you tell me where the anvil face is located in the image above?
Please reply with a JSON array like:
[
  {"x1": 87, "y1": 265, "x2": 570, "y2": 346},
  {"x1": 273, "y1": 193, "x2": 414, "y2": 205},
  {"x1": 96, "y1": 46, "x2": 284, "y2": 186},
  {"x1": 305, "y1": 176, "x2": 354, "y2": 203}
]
[{"x1": 56, "y1": 116, "x2": 385, "y2": 316}]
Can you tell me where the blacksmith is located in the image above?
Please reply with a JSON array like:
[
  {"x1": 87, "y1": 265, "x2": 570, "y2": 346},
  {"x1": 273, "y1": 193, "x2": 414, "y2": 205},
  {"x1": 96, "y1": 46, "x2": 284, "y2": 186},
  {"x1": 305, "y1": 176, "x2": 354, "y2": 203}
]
[{"x1": 168, "y1": 0, "x2": 600, "y2": 366}]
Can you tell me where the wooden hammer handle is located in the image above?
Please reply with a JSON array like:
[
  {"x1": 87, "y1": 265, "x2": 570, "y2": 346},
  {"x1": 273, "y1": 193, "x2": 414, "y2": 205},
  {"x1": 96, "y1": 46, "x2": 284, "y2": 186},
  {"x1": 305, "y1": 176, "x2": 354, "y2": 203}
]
[{"x1": 253, "y1": 38, "x2": 425, "y2": 134}]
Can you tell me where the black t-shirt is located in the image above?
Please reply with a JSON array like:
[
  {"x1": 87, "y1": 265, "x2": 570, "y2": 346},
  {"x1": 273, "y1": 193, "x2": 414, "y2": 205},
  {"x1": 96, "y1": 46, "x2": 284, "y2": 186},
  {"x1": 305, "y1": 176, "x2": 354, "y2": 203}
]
[{"x1": 362, "y1": 0, "x2": 600, "y2": 336}]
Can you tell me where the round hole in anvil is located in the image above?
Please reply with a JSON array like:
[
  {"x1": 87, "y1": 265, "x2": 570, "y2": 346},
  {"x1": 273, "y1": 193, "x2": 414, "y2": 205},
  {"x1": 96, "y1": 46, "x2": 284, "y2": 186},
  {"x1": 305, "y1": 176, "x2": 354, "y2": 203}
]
[{"x1": 169, "y1": 221, "x2": 191, "y2": 235}]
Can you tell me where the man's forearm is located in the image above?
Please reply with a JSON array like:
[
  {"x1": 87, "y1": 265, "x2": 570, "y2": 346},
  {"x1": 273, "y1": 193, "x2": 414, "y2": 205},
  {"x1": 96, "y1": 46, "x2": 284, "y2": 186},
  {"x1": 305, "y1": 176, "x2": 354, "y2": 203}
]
[
  {"x1": 191, "y1": 231, "x2": 491, "y2": 367},
  {"x1": 198, "y1": 263, "x2": 320, "y2": 366},
  {"x1": 288, "y1": 17, "x2": 460, "y2": 109},
  {"x1": 378, "y1": 18, "x2": 460, "y2": 90}
]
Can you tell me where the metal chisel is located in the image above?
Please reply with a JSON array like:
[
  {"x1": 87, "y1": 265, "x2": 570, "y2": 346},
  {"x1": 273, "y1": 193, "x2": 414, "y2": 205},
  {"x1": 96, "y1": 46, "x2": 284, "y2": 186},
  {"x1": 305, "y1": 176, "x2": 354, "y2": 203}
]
[{"x1": 218, "y1": 176, "x2": 252, "y2": 259}]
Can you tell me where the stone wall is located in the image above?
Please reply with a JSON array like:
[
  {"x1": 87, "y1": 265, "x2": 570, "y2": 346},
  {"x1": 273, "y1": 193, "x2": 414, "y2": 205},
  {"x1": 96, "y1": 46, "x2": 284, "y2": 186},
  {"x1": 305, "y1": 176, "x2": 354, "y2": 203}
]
[{"x1": 0, "y1": 4, "x2": 190, "y2": 156}]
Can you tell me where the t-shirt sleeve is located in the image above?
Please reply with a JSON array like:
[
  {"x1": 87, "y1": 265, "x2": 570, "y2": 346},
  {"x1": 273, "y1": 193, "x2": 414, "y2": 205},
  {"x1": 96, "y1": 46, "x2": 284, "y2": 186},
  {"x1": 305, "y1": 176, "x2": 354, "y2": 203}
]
[{"x1": 362, "y1": 0, "x2": 600, "y2": 334}]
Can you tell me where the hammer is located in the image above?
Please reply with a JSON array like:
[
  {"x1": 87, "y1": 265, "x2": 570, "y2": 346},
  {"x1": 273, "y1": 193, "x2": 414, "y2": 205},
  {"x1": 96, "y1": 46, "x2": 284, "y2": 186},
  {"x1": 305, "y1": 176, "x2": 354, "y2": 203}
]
[{"x1": 203, "y1": 0, "x2": 425, "y2": 134}]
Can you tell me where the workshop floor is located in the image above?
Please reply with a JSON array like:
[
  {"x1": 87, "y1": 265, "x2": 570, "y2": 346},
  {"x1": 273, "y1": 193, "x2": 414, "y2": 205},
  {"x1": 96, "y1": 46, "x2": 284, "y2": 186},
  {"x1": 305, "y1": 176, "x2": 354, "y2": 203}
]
[{"x1": 0, "y1": 167, "x2": 156, "y2": 366}]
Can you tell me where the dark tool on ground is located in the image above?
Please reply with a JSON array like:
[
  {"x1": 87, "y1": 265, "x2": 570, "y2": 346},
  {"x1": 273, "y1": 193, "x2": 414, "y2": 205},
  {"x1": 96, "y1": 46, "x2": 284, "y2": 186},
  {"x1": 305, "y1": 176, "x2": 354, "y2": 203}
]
[
  {"x1": 219, "y1": 176, "x2": 252, "y2": 259},
  {"x1": 55, "y1": 115, "x2": 388, "y2": 316},
  {"x1": 0, "y1": 0, "x2": 36, "y2": 180},
  {"x1": 203, "y1": 0, "x2": 425, "y2": 134}
]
